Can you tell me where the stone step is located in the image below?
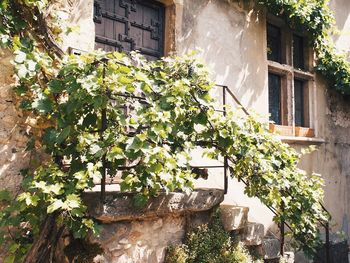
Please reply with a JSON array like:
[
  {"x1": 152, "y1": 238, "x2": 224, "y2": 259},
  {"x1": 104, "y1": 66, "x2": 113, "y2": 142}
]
[
  {"x1": 230, "y1": 222, "x2": 265, "y2": 246},
  {"x1": 242, "y1": 222, "x2": 264, "y2": 246},
  {"x1": 262, "y1": 237, "x2": 280, "y2": 259},
  {"x1": 246, "y1": 237, "x2": 294, "y2": 261},
  {"x1": 220, "y1": 204, "x2": 249, "y2": 231},
  {"x1": 263, "y1": 252, "x2": 294, "y2": 263},
  {"x1": 283, "y1": 252, "x2": 295, "y2": 263}
]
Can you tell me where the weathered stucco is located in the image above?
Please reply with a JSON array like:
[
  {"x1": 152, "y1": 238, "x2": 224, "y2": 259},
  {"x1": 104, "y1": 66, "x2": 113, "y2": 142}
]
[
  {"x1": 2, "y1": 0, "x2": 350, "y2": 262},
  {"x1": 173, "y1": 0, "x2": 350, "y2": 245}
]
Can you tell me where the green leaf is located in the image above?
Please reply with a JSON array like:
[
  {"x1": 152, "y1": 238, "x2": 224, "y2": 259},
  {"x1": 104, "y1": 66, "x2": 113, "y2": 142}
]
[
  {"x1": 14, "y1": 51, "x2": 26, "y2": 63},
  {"x1": 32, "y1": 97, "x2": 53, "y2": 113},
  {"x1": 118, "y1": 75, "x2": 133, "y2": 85},
  {"x1": 4, "y1": 255, "x2": 15, "y2": 263},
  {"x1": 133, "y1": 193, "x2": 148, "y2": 208},
  {"x1": 135, "y1": 71, "x2": 148, "y2": 81},
  {"x1": 47, "y1": 199, "x2": 64, "y2": 213},
  {"x1": 64, "y1": 194, "x2": 81, "y2": 210},
  {"x1": 0, "y1": 190, "x2": 11, "y2": 201},
  {"x1": 43, "y1": 128, "x2": 59, "y2": 146},
  {"x1": 82, "y1": 113, "x2": 97, "y2": 127},
  {"x1": 20, "y1": 100, "x2": 32, "y2": 110},
  {"x1": 49, "y1": 80, "x2": 64, "y2": 93},
  {"x1": 14, "y1": 85, "x2": 28, "y2": 95},
  {"x1": 9, "y1": 243, "x2": 20, "y2": 253},
  {"x1": 126, "y1": 137, "x2": 142, "y2": 151},
  {"x1": 148, "y1": 163, "x2": 163, "y2": 173},
  {"x1": 56, "y1": 126, "x2": 71, "y2": 144},
  {"x1": 93, "y1": 96, "x2": 105, "y2": 108}
]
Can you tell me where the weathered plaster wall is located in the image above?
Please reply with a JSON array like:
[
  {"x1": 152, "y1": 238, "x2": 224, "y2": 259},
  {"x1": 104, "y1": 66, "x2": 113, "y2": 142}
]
[
  {"x1": 175, "y1": 0, "x2": 275, "y2": 232},
  {"x1": 0, "y1": 0, "x2": 95, "y2": 195},
  {"x1": 296, "y1": 0, "x2": 350, "y2": 241},
  {"x1": 174, "y1": 0, "x2": 350, "y2": 243},
  {"x1": 2, "y1": 0, "x2": 350, "y2": 261},
  {"x1": 0, "y1": 50, "x2": 30, "y2": 193}
]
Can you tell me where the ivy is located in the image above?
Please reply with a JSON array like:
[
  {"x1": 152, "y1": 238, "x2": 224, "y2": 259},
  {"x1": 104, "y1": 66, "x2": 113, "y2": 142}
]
[
  {"x1": 0, "y1": 0, "x2": 338, "y2": 261},
  {"x1": 259, "y1": 0, "x2": 350, "y2": 94}
]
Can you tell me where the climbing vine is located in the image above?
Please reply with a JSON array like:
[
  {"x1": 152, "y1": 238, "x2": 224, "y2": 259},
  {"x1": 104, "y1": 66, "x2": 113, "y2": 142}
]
[
  {"x1": 0, "y1": 0, "x2": 344, "y2": 262},
  {"x1": 259, "y1": 0, "x2": 350, "y2": 94}
]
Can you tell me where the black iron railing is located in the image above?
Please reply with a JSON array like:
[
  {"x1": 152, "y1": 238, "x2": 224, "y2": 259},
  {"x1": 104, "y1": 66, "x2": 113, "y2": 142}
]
[
  {"x1": 94, "y1": 57, "x2": 332, "y2": 262},
  {"x1": 215, "y1": 85, "x2": 332, "y2": 262}
]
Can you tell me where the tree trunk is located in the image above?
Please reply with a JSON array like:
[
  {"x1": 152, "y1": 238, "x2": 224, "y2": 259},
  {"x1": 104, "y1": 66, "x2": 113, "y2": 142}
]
[{"x1": 23, "y1": 213, "x2": 64, "y2": 263}]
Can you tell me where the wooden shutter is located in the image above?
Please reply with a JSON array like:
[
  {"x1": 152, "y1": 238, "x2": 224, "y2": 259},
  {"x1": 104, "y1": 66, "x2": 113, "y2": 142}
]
[{"x1": 94, "y1": 0, "x2": 165, "y2": 60}]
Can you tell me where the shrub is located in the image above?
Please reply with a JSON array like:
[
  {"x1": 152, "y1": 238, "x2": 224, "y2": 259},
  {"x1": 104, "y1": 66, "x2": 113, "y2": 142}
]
[{"x1": 164, "y1": 211, "x2": 262, "y2": 263}]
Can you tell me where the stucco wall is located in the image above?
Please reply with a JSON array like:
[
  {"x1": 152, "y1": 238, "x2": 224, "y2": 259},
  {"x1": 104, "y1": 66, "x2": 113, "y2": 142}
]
[
  {"x1": 175, "y1": 0, "x2": 275, "y2": 233},
  {"x1": 173, "y1": 0, "x2": 350, "y2": 243},
  {"x1": 2, "y1": 0, "x2": 350, "y2": 259}
]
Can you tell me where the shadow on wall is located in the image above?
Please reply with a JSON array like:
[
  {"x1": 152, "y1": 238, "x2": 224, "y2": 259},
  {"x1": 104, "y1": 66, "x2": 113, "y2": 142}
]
[
  {"x1": 330, "y1": 0, "x2": 350, "y2": 46},
  {"x1": 179, "y1": 0, "x2": 266, "y2": 112},
  {"x1": 324, "y1": 90, "x2": 350, "y2": 241}
]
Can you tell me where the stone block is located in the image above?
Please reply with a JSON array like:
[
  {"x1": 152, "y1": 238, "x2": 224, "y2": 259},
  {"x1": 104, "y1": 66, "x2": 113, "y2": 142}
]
[
  {"x1": 242, "y1": 222, "x2": 264, "y2": 246},
  {"x1": 220, "y1": 204, "x2": 248, "y2": 231},
  {"x1": 284, "y1": 251, "x2": 295, "y2": 263},
  {"x1": 83, "y1": 189, "x2": 224, "y2": 222},
  {"x1": 262, "y1": 237, "x2": 280, "y2": 259}
]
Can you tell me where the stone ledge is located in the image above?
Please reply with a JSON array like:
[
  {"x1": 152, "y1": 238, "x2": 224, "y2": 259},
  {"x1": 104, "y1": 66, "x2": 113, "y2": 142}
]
[{"x1": 83, "y1": 188, "x2": 224, "y2": 223}]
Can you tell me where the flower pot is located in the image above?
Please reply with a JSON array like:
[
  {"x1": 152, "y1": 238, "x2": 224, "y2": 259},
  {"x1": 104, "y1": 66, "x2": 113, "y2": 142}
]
[
  {"x1": 295, "y1": 127, "x2": 315, "y2": 137},
  {"x1": 269, "y1": 124, "x2": 294, "y2": 136}
]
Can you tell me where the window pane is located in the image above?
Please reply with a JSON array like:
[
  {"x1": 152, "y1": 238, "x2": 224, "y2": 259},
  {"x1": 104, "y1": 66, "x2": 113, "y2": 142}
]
[
  {"x1": 294, "y1": 79, "x2": 304, "y2": 127},
  {"x1": 267, "y1": 23, "x2": 282, "y2": 63},
  {"x1": 293, "y1": 34, "x2": 304, "y2": 69},
  {"x1": 268, "y1": 73, "x2": 281, "y2": 124}
]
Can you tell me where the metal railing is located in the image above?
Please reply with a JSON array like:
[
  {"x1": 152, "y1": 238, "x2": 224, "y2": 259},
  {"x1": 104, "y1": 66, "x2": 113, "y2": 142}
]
[
  {"x1": 214, "y1": 85, "x2": 332, "y2": 263},
  {"x1": 94, "y1": 57, "x2": 332, "y2": 262}
]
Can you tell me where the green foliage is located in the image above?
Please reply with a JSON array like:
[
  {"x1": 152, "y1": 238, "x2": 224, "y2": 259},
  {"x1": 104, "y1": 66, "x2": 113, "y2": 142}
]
[
  {"x1": 259, "y1": 0, "x2": 350, "y2": 94},
  {"x1": 165, "y1": 211, "x2": 262, "y2": 263},
  {"x1": 0, "y1": 0, "x2": 334, "y2": 261}
]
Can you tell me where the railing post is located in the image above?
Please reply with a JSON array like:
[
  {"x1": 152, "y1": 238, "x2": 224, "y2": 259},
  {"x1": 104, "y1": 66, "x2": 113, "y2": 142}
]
[
  {"x1": 280, "y1": 194, "x2": 285, "y2": 257},
  {"x1": 223, "y1": 86, "x2": 228, "y2": 194},
  {"x1": 280, "y1": 216, "x2": 285, "y2": 257},
  {"x1": 100, "y1": 60, "x2": 107, "y2": 203},
  {"x1": 325, "y1": 222, "x2": 330, "y2": 263},
  {"x1": 224, "y1": 157, "x2": 228, "y2": 194}
]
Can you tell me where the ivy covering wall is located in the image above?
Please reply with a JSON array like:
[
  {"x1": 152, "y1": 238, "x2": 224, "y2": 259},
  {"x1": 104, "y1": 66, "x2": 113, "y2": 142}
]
[{"x1": 259, "y1": 0, "x2": 350, "y2": 94}]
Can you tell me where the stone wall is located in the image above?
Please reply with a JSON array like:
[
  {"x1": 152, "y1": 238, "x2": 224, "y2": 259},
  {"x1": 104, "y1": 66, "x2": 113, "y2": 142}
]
[
  {"x1": 0, "y1": 49, "x2": 29, "y2": 193},
  {"x1": 78, "y1": 189, "x2": 224, "y2": 263},
  {"x1": 92, "y1": 216, "x2": 185, "y2": 263}
]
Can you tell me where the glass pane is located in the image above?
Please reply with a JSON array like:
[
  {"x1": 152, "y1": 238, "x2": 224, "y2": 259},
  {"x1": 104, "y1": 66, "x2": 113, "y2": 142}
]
[
  {"x1": 293, "y1": 34, "x2": 305, "y2": 69},
  {"x1": 294, "y1": 79, "x2": 304, "y2": 127},
  {"x1": 267, "y1": 23, "x2": 282, "y2": 63},
  {"x1": 268, "y1": 73, "x2": 281, "y2": 124}
]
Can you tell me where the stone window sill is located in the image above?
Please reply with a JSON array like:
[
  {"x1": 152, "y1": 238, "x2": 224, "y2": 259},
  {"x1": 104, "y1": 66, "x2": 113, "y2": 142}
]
[
  {"x1": 269, "y1": 124, "x2": 324, "y2": 144},
  {"x1": 277, "y1": 135, "x2": 325, "y2": 145}
]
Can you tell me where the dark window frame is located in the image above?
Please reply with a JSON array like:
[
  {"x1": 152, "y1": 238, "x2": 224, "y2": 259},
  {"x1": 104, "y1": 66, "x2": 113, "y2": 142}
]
[{"x1": 266, "y1": 19, "x2": 314, "y2": 131}]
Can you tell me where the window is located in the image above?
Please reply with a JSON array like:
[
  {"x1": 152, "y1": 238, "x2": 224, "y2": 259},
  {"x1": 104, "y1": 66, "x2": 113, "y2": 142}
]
[
  {"x1": 268, "y1": 73, "x2": 281, "y2": 125},
  {"x1": 94, "y1": 0, "x2": 165, "y2": 60},
  {"x1": 267, "y1": 23, "x2": 282, "y2": 63},
  {"x1": 267, "y1": 17, "x2": 315, "y2": 137}
]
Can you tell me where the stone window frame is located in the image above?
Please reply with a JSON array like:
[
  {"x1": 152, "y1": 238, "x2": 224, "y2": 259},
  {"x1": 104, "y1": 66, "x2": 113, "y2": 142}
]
[{"x1": 266, "y1": 14, "x2": 317, "y2": 138}]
